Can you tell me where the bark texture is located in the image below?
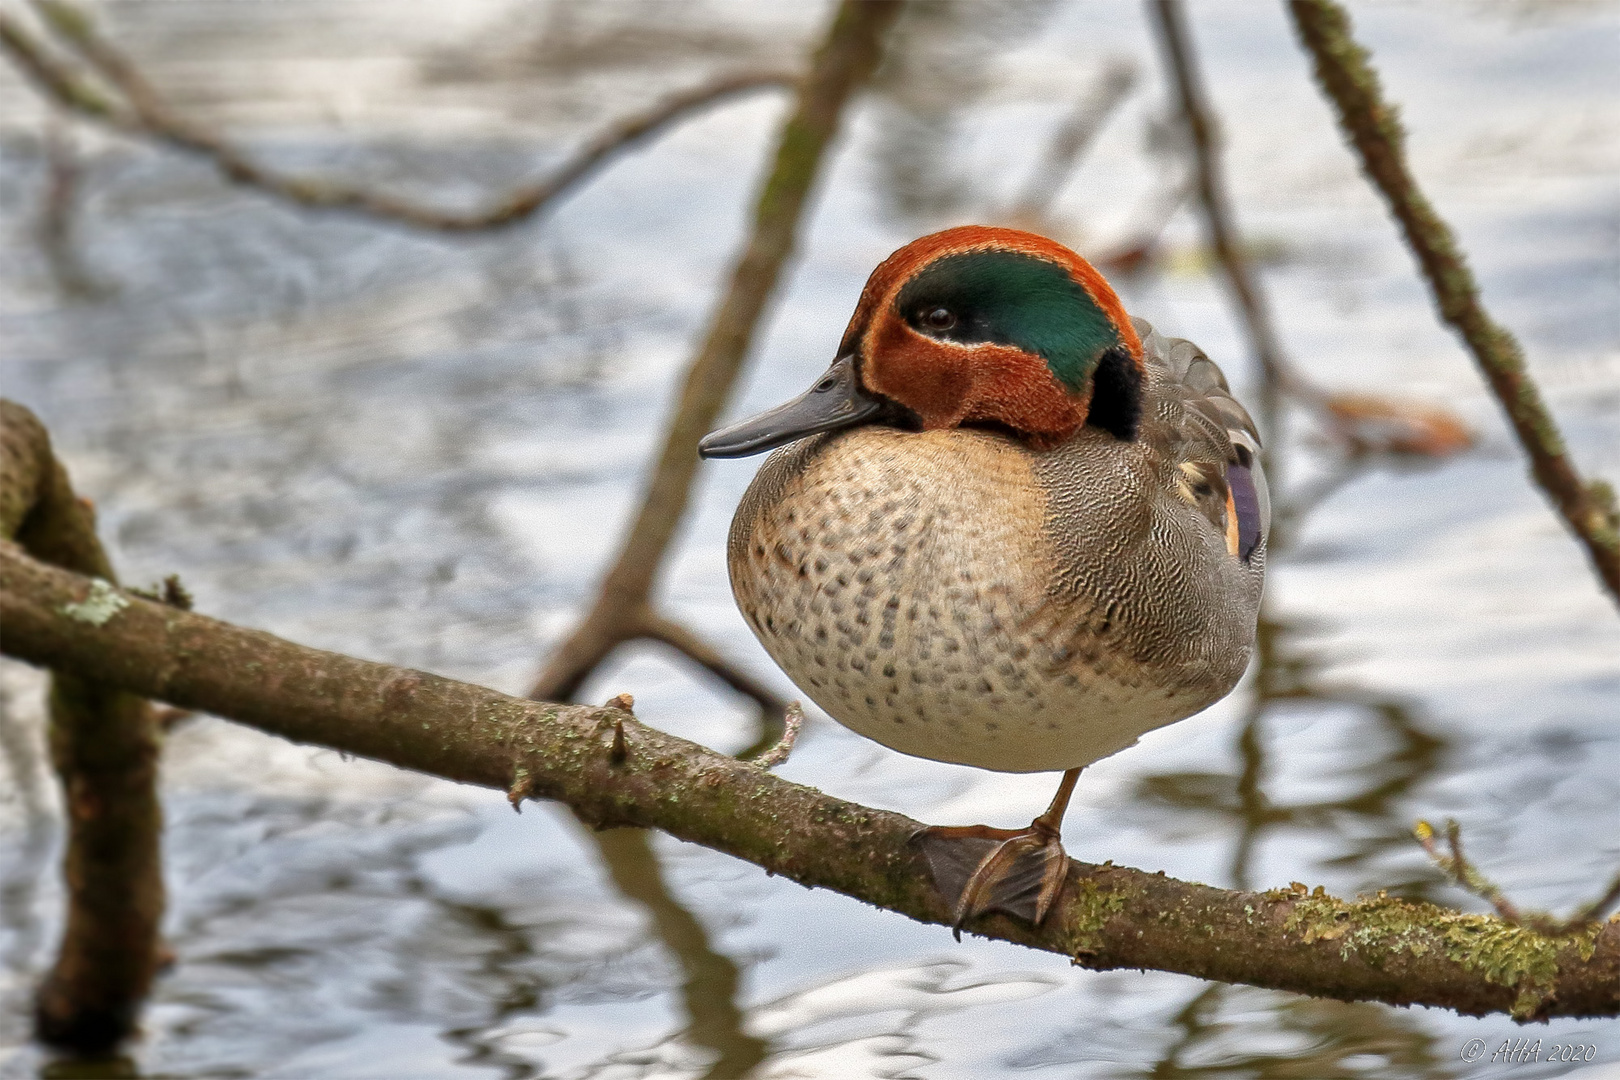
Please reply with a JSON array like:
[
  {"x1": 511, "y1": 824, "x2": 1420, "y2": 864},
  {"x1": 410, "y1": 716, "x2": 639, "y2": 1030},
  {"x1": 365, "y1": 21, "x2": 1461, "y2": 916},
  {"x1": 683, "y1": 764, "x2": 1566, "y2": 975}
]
[{"x1": 0, "y1": 400, "x2": 164, "y2": 1052}]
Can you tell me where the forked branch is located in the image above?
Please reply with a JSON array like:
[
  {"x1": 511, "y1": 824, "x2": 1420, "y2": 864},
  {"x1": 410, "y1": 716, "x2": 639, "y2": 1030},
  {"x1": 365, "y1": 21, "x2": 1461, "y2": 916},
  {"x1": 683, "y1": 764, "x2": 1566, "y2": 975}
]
[
  {"x1": 528, "y1": 0, "x2": 902, "y2": 712},
  {"x1": 1149, "y1": 0, "x2": 1311, "y2": 402},
  {"x1": 1151, "y1": 0, "x2": 1475, "y2": 466},
  {"x1": 0, "y1": 401, "x2": 162, "y2": 1053}
]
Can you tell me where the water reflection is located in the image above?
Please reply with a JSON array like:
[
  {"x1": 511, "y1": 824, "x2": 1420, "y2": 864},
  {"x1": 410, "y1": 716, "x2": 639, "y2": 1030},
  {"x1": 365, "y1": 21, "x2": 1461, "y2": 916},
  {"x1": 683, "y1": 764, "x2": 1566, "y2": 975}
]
[
  {"x1": 583, "y1": 827, "x2": 768, "y2": 1080},
  {"x1": 1132, "y1": 610, "x2": 1451, "y2": 900},
  {"x1": 37, "y1": 1053, "x2": 139, "y2": 1080},
  {"x1": 870, "y1": 2, "x2": 1051, "y2": 226},
  {"x1": 1112, "y1": 431, "x2": 1460, "y2": 1074},
  {"x1": 1117, "y1": 601, "x2": 1460, "y2": 1079},
  {"x1": 0, "y1": 676, "x2": 53, "y2": 982},
  {"x1": 1140, "y1": 983, "x2": 1452, "y2": 1080}
]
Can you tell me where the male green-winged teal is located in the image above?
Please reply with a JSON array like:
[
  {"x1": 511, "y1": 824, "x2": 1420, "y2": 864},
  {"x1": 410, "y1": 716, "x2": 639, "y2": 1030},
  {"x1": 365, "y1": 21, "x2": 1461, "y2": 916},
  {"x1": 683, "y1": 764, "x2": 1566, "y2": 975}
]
[{"x1": 699, "y1": 225, "x2": 1268, "y2": 933}]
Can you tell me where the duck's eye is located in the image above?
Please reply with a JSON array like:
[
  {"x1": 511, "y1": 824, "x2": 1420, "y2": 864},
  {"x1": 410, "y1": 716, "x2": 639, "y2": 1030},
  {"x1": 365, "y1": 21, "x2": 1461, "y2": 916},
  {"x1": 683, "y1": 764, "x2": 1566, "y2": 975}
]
[{"x1": 922, "y1": 307, "x2": 957, "y2": 331}]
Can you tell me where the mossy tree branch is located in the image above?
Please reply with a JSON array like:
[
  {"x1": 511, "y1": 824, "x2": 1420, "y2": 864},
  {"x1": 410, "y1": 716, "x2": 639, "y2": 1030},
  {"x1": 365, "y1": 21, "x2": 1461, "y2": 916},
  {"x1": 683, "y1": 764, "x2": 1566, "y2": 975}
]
[
  {"x1": 0, "y1": 400, "x2": 163, "y2": 1053},
  {"x1": 3, "y1": 533, "x2": 1618, "y2": 1022},
  {"x1": 0, "y1": 3, "x2": 792, "y2": 233},
  {"x1": 1287, "y1": 0, "x2": 1620, "y2": 607}
]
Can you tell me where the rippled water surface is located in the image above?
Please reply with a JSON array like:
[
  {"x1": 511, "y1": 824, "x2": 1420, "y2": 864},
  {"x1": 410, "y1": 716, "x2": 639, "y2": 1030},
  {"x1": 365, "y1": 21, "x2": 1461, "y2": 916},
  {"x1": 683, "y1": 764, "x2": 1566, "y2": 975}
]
[{"x1": 2, "y1": 1, "x2": 1618, "y2": 1077}]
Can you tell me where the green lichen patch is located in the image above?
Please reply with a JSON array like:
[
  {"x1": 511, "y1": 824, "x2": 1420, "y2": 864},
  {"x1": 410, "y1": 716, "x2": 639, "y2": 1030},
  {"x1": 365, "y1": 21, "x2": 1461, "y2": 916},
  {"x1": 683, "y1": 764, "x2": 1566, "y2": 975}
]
[
  {"x1": 59, "y1": 578, "x2": 128, "y2": 627},
  {"x1": 1066, "y1": 876, "x2": 1128, "y2": 957},
  {"x1": 1278, "y1": 883, "x2": 1603, "y2": 1019},
  {"x1": 1435, "y1": 916, "x2": 1599, "y2": 1019}
]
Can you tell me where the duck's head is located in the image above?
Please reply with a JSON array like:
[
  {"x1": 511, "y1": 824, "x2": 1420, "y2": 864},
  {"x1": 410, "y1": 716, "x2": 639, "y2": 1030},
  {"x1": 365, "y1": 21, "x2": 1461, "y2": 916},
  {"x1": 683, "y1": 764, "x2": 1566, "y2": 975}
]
[{"x1": 699, "y1": 225, "x2": 1144, "y2": 460}]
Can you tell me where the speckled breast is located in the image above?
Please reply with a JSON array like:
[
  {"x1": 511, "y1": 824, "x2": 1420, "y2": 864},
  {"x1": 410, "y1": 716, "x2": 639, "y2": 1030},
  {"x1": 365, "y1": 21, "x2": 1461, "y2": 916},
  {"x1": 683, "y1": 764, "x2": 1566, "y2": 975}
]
[{"x1": 726, "y1": 426, "x2": 1238, "y2": 773}]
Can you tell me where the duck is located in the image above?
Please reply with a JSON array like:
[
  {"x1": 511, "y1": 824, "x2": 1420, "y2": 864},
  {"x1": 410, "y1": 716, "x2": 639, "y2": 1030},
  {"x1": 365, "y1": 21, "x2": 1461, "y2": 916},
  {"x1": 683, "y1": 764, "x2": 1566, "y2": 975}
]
[{"x1": 698, "y1": 225, "x2": 1268, "y2": 934}]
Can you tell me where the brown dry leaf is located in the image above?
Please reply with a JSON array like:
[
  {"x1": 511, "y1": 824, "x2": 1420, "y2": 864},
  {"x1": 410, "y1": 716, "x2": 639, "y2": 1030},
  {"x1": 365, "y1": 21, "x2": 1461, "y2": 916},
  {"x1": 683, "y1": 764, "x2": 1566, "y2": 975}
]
[{"x1": 1324, "y1": 392, "x2": 1474, "y2": 459}]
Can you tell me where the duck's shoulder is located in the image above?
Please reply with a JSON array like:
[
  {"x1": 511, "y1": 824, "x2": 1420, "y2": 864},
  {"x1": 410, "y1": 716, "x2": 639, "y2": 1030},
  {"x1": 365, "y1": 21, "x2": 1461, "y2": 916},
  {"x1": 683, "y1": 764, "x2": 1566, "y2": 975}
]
[
  {"x1": 1036, "y1": 318, "x2": 1269, "y2": 565},
  {"x1": 1133, "y1": 318, "x2": 1258, "y2": 455}
]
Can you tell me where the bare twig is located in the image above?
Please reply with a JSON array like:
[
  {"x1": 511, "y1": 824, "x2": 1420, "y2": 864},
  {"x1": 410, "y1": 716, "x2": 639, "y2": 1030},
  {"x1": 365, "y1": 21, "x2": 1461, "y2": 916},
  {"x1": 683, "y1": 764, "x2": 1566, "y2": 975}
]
[
  {"x1": 6, "y1": 541, "x2": 1619, "y2": 1022},
  {"x1": 0, "y1": 12, "x2": 125, "y2": 123},
  {"x1": 2, "y1": 3, "x2": 793, "y2": 233},
  {"x1": 1149, "y1": 0, "x2": 1479, "y2": 474},
  {"x1": 602, "y1": 692, "x2": 632, "y2": 764},
  {"x1": 752, "y1": 700, "x2": 803, "y2": 770},
  {"x1": 1288, "y1": 0, "x2": 1620, "y2": 608},
  {"x1": 1414, "y1": 819, "x2": 1524, "y2": 924},
  {"x1": 1148, "y1": 0, "x2": 1312, "y2": 405},
  {"x1": 1568, "y1": 872, "x2": 1620, "y2": 931},
  {"x1": 0, "y1": 401, "x2": 162, "y2": 1053},
  {"x1": 1415, "y1": 819, "x2": 1620, "y2": 938},
  {"x1": 529, "y1": 1, "x2": 901, "y2": 708}
]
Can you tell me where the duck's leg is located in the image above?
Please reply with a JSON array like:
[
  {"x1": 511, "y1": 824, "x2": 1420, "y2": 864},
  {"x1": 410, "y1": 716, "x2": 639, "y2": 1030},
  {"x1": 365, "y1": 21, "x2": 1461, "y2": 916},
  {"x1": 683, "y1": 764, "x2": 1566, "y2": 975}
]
[{"x1": 913, "y1": 768, "x2": 1081, "y2": 936}]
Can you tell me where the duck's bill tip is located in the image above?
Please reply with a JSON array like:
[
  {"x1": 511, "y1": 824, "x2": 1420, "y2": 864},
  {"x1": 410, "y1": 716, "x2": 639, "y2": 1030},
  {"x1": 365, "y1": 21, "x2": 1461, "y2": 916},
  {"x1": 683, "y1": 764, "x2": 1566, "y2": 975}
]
[
  {"x1": 697, "y1": 426, "x2": 780, "y2": 459},
  {"x1": 696, "y1": 355, "x2": 883, "y2": 460}
]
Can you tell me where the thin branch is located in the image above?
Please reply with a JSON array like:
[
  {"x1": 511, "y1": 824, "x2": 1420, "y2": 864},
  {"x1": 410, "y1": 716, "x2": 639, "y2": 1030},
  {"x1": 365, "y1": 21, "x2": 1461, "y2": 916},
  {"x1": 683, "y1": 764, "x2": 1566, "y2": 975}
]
[
  {"x1": 1414, "y1": 819, "x2": 1525, "y2": 924},
  {"x1": 38, "y1": 117, "x2": 107, "y2": 299},
  {"x1": 752, "y1": 700, "x2": 803, "y2": 771},
  {"x1": 0, "y1": 401, "x2": 162, "y2": 1054},
  {"x1": 2, "y1": 3, "x2": 793, "y2": 233},
  {"x1": 1570, "y1": 873, "x2": 1620, "y2": 930},
  {"x1": 1150, "y1": 0, "x2": 1478, "y2": 472},
  {"x1": 1287, "y1": 0, "x2": 1620, "y2": 608},
  {"x1": 5, "y1": 544, "x2": 1619, "y2": 1022},
  {"x1": 529, "y1": 0, "x2": 903, "y2": 701},
  {"x1": 0, "y1": 12, "x2": 126, "y2": 123},
  {"x1": 1416, "y1": 819, "x2": 1620, "y2": 937},
  {"x1": 1148, "y1": 0, "x2": 1314, "y2": 404}
]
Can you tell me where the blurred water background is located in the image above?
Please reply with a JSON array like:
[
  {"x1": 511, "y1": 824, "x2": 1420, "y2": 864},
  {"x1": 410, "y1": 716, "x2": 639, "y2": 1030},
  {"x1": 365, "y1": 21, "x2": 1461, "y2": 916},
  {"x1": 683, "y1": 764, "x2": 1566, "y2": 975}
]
[{"x1": 1, "y1": 1, "x2": 1618, "y2": 1076}]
